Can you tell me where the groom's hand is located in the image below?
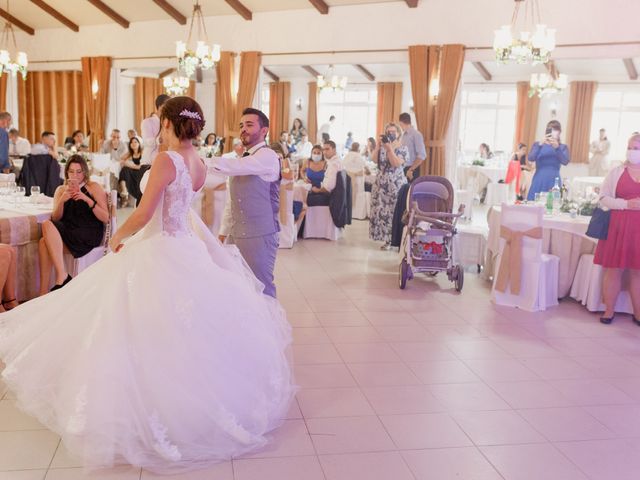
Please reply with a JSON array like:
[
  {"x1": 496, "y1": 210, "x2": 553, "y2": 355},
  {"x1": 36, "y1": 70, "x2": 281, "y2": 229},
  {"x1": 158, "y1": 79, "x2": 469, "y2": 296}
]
[{"x1": 218, "y1": 235, "x2": 226, "y2": 243}]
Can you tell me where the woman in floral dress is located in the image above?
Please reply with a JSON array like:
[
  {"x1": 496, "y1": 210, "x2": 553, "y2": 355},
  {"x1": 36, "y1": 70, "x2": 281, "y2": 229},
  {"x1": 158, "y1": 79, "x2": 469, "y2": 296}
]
[{"x1": 369, "y1": 123, "x2": 408, "y2": 249}]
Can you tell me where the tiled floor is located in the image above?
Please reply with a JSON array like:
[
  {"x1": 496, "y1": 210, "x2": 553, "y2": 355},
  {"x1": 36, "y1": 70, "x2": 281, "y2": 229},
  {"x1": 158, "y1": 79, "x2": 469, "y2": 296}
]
[{"x1": 2, "y1": 219, "x2": 640, "y2": 479}]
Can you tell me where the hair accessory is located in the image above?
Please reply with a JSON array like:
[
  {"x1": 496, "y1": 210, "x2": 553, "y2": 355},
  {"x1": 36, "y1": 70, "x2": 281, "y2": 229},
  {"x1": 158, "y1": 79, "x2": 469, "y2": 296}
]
[{"x1": 179, "y1": 109, "x2": 202, "y2": 121}]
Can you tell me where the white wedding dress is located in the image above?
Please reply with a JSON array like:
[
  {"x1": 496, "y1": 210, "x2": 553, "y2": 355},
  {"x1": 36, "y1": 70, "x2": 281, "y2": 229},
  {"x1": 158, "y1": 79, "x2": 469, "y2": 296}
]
[{"x1": 0, "y1": 152, "x2": 295, "y2": 473}]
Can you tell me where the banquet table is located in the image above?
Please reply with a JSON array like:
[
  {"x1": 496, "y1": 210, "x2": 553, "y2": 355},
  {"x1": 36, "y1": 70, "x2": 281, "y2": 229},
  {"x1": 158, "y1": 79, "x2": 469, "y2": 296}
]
[
  {"x1": 484, "y1": 206, "x2": 596, "y2": 298},
  {"x1": 570, "y1": 176, "x2": 604, "y2": 199},
  {"x1": 0, "y1": 199, "x2": 53, "y2": 301},
  {"x1": 457, "y1": 164, "x2": 506, "y2": 194}
]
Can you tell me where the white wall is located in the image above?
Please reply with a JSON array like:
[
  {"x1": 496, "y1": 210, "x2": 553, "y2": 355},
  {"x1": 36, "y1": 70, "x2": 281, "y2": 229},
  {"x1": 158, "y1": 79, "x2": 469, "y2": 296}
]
[{"x1": 195, "y1": 78, "x2": 216, "y2": 137}]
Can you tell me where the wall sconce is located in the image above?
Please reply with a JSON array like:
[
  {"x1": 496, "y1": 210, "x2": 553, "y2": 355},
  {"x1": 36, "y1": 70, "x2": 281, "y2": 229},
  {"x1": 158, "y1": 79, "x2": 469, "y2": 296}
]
[
  {"x1": 91, "y1": 79, "x2": 99, "y2": 99},
  {"x1": 409, "y1": 101, "x2": 414, "y2": 112},
  {"x1": 549, "y1": 101, "x2": 558, "y2": 118},
  {"x1": 430, "y1": 78, "x2": 440, "y2": 103},
  {"x1": 295, "y1": 97, "x2": 303, "y2": 111}
]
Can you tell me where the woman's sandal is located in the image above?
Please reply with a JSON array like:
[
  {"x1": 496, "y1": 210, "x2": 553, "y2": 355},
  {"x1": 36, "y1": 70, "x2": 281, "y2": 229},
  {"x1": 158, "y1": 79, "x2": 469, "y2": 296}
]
[
  {"x1": 1, "y1": 298, "x2": 18, "y2": 311},
  {"x1": 599, "y1": 314, "x2": 614, "y2": 325}
]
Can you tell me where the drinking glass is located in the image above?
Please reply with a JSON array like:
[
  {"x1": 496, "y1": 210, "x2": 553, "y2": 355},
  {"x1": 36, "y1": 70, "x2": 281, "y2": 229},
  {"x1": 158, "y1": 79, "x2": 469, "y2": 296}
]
[
  {"x1": 30, "y1": 186, "x2": 41, "y2": 204},
  {"x1": 14, "y1": 186, "x2": 25, "y2": 207}
]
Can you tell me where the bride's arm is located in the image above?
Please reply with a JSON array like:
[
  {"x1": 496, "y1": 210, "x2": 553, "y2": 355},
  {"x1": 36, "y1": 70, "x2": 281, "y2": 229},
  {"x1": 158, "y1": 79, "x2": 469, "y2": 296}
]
[{"x1": 109, "y1": 153, "x2": 175, "y2": 252}]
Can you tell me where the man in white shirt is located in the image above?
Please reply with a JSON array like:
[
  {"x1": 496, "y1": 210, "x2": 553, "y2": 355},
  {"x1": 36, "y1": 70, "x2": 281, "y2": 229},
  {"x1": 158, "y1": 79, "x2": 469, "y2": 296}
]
[
  {"x1": 222, "y1": 138, "x2": 244, "y2": 159},
  {"x1": 293, "y1": 133, "x2": 313, "y2": 162},
  {"x1": 307, "y1": 140, "x2": 343, "y2": 206},
  {"x1": 101, "y1": 129, "x2": 127, "y2": 163},
  {"x1": 8, "y1": 129, "x2": 30, "y2": 157},
  {"x1": 30, "y1": 131, "x2": 58, "y2": 157},
  {"x1": 206, "y1": 108, "x2": 281, "y2": 298},
  {"x1": 140, "y1": 94, "x2": 170, "y2": 166},
  {"x1": 317, "y1": 115, "x2": 336, "y2": 143}
]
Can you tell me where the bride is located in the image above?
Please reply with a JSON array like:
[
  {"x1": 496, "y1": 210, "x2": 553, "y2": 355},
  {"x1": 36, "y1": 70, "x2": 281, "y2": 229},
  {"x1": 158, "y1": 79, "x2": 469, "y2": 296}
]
[{"x1": 0, "y1": 96, "x2": 295, "y2": 474}]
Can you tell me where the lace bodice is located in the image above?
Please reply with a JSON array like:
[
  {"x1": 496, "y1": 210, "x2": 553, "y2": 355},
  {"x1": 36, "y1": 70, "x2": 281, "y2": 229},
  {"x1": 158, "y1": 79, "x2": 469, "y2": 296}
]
[{"x1": 145, "y1": 151, "x2": 200, "y2": 238}]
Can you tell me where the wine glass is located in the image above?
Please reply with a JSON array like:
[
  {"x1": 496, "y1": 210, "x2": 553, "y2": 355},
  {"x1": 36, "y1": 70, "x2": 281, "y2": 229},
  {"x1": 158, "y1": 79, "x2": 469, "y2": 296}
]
[{"x1": 30, "y1": 186, "x2": 41, "y2": 204}]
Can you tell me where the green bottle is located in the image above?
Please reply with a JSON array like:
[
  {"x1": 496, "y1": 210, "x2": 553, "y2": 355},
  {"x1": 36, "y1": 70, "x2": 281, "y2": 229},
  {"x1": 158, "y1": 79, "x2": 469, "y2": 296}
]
[{"x1": 546, "y1": 190, "x2": 553, "y2": 214}]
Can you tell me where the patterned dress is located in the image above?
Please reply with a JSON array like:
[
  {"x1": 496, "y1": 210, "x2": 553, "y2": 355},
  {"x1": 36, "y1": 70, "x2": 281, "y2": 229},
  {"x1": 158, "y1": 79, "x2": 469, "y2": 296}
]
[{"x1": 369, "y1": 145, "x2": 408, "y2": 243}]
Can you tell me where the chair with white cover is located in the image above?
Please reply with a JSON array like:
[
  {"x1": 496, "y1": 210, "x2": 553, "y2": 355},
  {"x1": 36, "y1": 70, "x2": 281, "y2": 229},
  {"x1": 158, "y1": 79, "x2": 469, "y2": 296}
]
[
  {"x1": 570, "y1": 254, "x2": 633, "y2": 314},
  {"x1": 63, "y1": 190, "x2": 117, "y2": 277},
  {"x1": 90, "y1": 153, "x2": 113, "y2": 192},
  {"x1": 278, "y1": 180, "x2": 297, "y2": 248},
  {"x1": 192, "y1": 172, "x2": 228, "y2": 237},
  {"x1": 349, "y1": 171, "x2": 369, "y2": 220},
  {"x1": 454, "y1": 189, "x2": 473, "y2": 220},
  {"x1": 303, "y1": 205, "x2": 341, "y2": 240},
  {"x1": 485, "y1": 182, "x2": 511, "y2": 206},
  {"x1": 492, "y1": 204, "x2": 560, "y2": 311}
]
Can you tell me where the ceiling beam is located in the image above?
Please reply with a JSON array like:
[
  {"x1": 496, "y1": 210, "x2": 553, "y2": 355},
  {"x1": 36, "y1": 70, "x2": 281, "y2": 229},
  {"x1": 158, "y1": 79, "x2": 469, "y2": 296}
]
[
  {"x1": 623, "y1": 58, "x2": 638, "y2": 80},
  {"x1": 29, "y1": 0, "x2": 79, "y2": 32},
  {"x1": 0, "y1": 8, "x2": 35, "y2": 35},
  {"x1": 158, "y1": 68, "x2": 176, "y2": 78},
  {"x1": 404, "y1": 0, "x2": 419, "y2": 6},
  {"x1": 263, "y1": 67, "x2": 280, "y2": 82},
  {"x1": 544, "y1": 60, "x2": 559, "y2": 80},
  {"x1": 308, "y1": 0, "x2": 329, "y2": 14},
  {"x1": 86, "y1": 0, "x2": 130, "y2": 28},
  {"x1": 302, "y1": 65, "x2": 321, "y2": 78},
  {"x1": 224, "y1": 0, "x2": 252, "y2": 20},
  {"x1": 151, "y1": 0, "x2": 186, "y2": 25},
  {"x1": 472, "y1": 61, "x2": 492, "y2": 81},
  {"x1": 354, "y1": 64, "x2": 375, "y2": 81}
]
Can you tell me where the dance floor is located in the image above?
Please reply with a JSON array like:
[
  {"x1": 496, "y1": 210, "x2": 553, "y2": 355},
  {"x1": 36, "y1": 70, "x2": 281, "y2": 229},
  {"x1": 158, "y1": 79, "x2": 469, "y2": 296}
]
[{"x1": 2, "y1": 220, "x2": 640, "y2": 479}]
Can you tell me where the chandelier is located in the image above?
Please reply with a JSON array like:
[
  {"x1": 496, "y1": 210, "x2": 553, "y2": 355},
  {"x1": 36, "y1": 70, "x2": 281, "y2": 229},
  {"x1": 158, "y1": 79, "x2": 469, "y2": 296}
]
[
  {"x1": 493, "y1": 0, "x2": 556, "y2": 65},
  {"x1": 529, "y1": 73, "x2": 568, "y2": 97},
  {"x1": 175, "y1": 1, "x2": 221, "y2": 77},
  {"x1": 0, "y1": 2, "x2": 27, "y2": 79},
  {"x1": 163, "y1": 76, "x2": 190, "y2": 96},
  {"x1": 317, "y1": 65, "x2": 348, "y2": 92}
]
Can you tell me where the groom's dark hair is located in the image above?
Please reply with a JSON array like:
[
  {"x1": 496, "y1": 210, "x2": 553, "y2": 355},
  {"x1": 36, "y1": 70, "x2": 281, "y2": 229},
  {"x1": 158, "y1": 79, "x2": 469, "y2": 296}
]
[{"x1": 242, "y1": 107, "x2": 269, "y2": 129}]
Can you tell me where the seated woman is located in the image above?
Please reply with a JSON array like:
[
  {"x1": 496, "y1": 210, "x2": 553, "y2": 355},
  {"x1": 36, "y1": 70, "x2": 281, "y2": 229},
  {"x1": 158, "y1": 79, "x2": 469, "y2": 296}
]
[
  {"x1": 594, "y1": 133, "x2": 640, "y2": 325},
  {"x1": 302, "y1": 145, "x2": 327, "y2": 205},
  {"x1": 270, "y1": 143, "x2": 305, "y2": 226},
  {"x1": 38, "y1": 155, "x2": 109, "y2": 295},
  {"x1": 0, "y1": 244, "x2": 18, "y2": 312},
  {"x1": 119, "y1": 136, "x2": 145, "y2": 206}
]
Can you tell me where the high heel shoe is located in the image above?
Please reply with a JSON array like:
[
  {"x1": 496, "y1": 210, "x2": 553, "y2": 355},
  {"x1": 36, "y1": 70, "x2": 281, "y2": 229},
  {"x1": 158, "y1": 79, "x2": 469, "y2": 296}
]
[
  {"x1": 2, "y1": 298, "x2": 18, "y2": 311},
  {"x1": 600, "y1": 314, "x2": 614, "y2": 325},
  {"x1": 50, "y1": 274, "x2": 72, "y2": 292}
]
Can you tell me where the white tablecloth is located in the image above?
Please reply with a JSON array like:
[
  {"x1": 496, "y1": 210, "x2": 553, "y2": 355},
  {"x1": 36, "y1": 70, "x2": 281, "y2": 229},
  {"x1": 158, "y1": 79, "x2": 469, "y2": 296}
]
[
  {"x1": 570, "y1": 176, "x2": 604, "y2": 199},
  {"x1": 485, "y1": 206, "x2": 596, "y2": 298}
]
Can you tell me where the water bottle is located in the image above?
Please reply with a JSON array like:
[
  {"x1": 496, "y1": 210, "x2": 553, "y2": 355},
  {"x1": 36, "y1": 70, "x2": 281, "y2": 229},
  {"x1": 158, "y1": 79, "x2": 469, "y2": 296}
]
[
  {"x1": 546, "y1": 190, "x2": 554, "y2": 214},
  {"x1": 551, "y1": 177, "x2": 561, "y2": 213}
]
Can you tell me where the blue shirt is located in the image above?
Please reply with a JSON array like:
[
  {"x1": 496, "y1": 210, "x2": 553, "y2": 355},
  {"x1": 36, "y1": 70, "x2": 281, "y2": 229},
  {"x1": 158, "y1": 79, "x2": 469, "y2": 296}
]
[
  {"x1": 401, "y1": 126, "x2": 427, "y2": 167},
  {"x1": 0, "y1": 129, "x2": 9, "y2": 170}
]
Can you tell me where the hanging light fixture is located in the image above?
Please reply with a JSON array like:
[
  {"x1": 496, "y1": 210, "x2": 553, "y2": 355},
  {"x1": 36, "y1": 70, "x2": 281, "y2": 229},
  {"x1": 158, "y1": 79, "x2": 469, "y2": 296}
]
[
  {"x1": 163, "y1": 76, "x2": 190, "y2": 96},
  {"x1": 529, "y1": 72, "x2": 568, "y2": 97},
  {"x1": 0, "y1": 1, "x2": 27, "y2": 80},
  {"x1": 317, "y1": 65, "x2": 348, "y2": 92},
  {"x1": 175, "y1": 1, "x2": 221, "y2": 77},
  {"x1": 493, "y1": 0, "x2": 556, "y2": 65}
]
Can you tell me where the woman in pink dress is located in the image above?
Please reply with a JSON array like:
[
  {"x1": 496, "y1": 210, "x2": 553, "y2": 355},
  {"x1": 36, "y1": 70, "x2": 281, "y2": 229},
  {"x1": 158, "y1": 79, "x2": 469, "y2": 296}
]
[{"x1": 594, "y1": 134, "x2": 640, "y2": 324}]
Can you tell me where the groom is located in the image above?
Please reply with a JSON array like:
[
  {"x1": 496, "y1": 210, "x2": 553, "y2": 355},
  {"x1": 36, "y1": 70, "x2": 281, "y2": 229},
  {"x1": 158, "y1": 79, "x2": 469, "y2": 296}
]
[{"x1": 207, "y1": 108, "x2": 281, "y2": 298}]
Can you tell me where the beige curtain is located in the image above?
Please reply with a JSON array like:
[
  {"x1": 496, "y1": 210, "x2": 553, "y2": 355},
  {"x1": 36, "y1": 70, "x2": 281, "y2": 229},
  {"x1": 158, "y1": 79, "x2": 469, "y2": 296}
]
[
  {"x1": 307, "y1": 81, "x2": 318, "y2": 144},
  {"x1": 566, "y1": 81, "x2": 597, "y2": 164},
  {"x1": 215, "y1": 51, "x2": 235, "y2": 150},
  {"x1": 18, "y1": 71, "x2": 88, "y2": 144},
  {"x1": 269, "y1": 82, "x2": 290, "y2": 142},
  {"x1": 134, "y1": 77, "x2": 163, "y2": 132},
  {"x1": 0, "y1": 75, "x2": 7, "y2": 112},
  {"x1": 376, "y1": 82, "x2": 403, "y2": 135},
  {"x1": 514, "y1": 82, "x2": 540, "y2": 152},
  {"x1": 429, "y1": 44, "x2": 464, "y2": 177},
  {"x1": 81, "y1": 56, "x2": 111, "y2": 151}
]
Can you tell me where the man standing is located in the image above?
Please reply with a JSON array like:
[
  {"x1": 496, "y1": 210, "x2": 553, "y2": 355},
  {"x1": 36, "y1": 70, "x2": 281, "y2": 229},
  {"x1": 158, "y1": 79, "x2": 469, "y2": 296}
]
[
  {"x1": 207, "y1": 108, "x2": 281, "y2": 298},
  {"x1": 399, "y1": 112, "x2": 426, "y2": 180},
  {"x1": 318, "y1": 115, "x2": 336, "y2": 143},
  {"x1": 0, "y1": 112, "x2": 12, "y2": 173},
  {"x1": 101, "y1": 129, "x2": 127, "y2": 163},
  {"x1": 140, "y1": 94, "x2": 170, "y2": 166}
]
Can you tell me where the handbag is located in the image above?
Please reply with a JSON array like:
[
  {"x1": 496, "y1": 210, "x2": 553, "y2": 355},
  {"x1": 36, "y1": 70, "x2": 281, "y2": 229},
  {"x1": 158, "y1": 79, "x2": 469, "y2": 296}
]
[{"x1": 585, "y1": 206, "x2": 611, "y2": 240}]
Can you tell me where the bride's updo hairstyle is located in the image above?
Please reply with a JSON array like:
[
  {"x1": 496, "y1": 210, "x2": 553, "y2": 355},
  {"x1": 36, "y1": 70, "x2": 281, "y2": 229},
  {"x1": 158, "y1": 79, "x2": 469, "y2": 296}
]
[{"x1": 160, "y1": 96, "x2": 206, "y2": 141}]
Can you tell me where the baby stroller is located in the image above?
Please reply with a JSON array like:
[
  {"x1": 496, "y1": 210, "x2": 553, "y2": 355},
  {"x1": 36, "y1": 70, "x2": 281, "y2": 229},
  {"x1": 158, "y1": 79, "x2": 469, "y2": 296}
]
[{"x1": 399, "y1": 175, "x2": 465, "y2": 291}]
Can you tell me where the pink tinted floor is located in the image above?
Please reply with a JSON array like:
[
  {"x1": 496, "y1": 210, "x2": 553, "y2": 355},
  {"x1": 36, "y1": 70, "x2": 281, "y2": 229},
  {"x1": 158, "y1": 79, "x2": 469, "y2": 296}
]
[{"x1": 2, "y1": 220, "x2": 640, "y2": 479}]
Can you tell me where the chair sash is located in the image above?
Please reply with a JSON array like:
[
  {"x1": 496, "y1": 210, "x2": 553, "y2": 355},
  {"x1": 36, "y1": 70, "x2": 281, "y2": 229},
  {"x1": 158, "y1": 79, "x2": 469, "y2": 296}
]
[
  {"x1": 346, "y1": 171, "x2": 363, "y2": 206},
  {"x1": 495, "y1": 225, "x2": 543, "y2": 295},
  {"x1": 279, "y1": 182, "x2": 294, "y2": 225},
  {"x1": 201, "y1": 183, "x2": 227, "y2": 228}
]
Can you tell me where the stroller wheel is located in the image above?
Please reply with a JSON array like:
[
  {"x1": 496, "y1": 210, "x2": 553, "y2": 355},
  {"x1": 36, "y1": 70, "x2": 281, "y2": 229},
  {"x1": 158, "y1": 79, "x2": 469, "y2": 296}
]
[
  {"x1": 454, "y1": 265, "x2": 464, "y2": 292},
  {"x1": 399, "y1": 259, "x2": 410, "y2": 290}
]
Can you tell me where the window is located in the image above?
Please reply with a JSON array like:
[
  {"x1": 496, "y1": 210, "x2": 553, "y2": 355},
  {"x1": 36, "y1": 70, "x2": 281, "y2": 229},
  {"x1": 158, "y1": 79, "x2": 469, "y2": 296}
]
[
  {"x1": 317, "y1": 86, "x2": 377, "y2": 150},
  {"x1": 591, "y1": 87, "x2": 640, "y2": 162},
  {"x1": 458, "y1": 86, "x2": 517, "y2": 161}
]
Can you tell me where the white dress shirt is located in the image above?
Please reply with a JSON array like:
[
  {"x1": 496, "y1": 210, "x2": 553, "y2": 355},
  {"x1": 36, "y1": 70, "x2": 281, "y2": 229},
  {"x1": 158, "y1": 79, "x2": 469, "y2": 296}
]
[
  {"x1": 293, "y1": 140, "x2": 313, "y2": 161},
  {"x1": 208, "y1": 141, "x2": 280, "y2": 236},
  {"x1": 321, "y1": 155, "x2": 344, "y2": 193},
  {"x1": 9, "y1": 137, "x2": 31, "y2": 157},
  {"x1": 221, "y1": 151, "x2": 241, "y2": 159},
  {"x1": 140, "y1": 114, "x2": 160, "y2": 165},
  {"x1": 101, "y1": 139, "x2": 127, "y2": 163}
]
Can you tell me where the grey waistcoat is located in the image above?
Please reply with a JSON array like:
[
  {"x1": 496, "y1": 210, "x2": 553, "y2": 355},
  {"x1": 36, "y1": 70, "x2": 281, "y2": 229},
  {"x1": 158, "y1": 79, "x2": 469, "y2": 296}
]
[{"x1": 228, "y1": 174, "x2": 281, "y2": 239}]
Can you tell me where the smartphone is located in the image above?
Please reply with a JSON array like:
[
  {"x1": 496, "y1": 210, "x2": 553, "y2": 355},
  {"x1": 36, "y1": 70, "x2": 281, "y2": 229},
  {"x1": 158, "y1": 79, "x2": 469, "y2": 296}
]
[{"x1": 545, "y1": 127, "x2": 553, "y2": 136}]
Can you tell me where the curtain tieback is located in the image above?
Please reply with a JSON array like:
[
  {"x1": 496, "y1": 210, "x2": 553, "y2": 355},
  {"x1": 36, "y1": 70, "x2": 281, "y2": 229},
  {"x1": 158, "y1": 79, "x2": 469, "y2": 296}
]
[
  {"x1": 278, "y1": 182, "x2": 294, "y2": 225},
  {"x1": 495, "y1": 225, "x2": 543, "y2": 295},
  {"x1": 426, "y1": 140, "x2": 446, "y2": 148}
]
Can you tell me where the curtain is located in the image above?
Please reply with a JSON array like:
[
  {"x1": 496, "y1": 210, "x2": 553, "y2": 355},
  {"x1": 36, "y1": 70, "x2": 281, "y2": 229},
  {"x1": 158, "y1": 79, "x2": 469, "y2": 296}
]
[
  {"x1": 307, "y1": 81, "x2": 318, "y2": 144},
  {"x1": 0, "y1": 75, "x2": 7, "y2": 112},
  {"x1": 81, "y1": 56, "x2": 111, "y2": 151},
  {"x1": 134, "y1": 77, "x2": 163, "y2": 133},
  {"x1": 429, "y1": 44, "x2": 464, "y2": 177},
  {"x1": 566, "y1": 81, "x2": 597, "y2": 164},
  {"x1": 408, "y1": 45, "x2": 439, "y2": 176},
  {"x1": 514, "y1": 81, "x2": 540, "y2": 152},
  {"x1": 269, "y1": 82, "x2": 290, "y2": 142},
  {"x1": 214, "y1": 81, "x2": 224, "y2": 138},
  {"x1": 215, "y1": 51, "x2": 236, "y2": 153},
  {"x1": 376, "y1": 82, "x2": 403, "y2": 135},
  {"x1": 18, "y1": 71, "x2": 88, "y2": 144}
]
